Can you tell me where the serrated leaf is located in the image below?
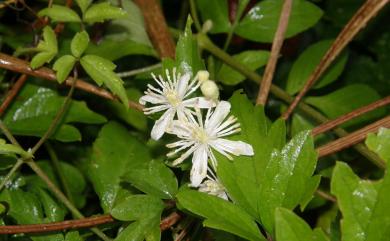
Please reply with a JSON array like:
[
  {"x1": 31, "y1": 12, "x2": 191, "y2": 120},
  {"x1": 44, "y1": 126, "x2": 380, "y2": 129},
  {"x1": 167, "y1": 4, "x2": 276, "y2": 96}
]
[
  {"x1": 31, "y1": 26, "x2": 58, "y2": 69},
  {"x1": 218, "y1": 50, "x2": 269, "y2": 85},
  {"x1": 176, "y1": 16, "x2": 204, "y2": 76},
  {"x1": 111, "y1": 195, "x2": 164, "y2": 221},
  {"x1": 331, "y1": 162, "x2": 390, "y2": 241},
  {"x1": 177, "y1": 189, "x2": 265, "y2": 241},
  {"x1": 275, "y1": 208, "x2": 329, "y2": 241},
  {"x1": 287, "y1": 40, "x2": 349, "y2": 94},
  {"x1": 235, "y1": 0, "x2": 323, "y2": 42},
  {"x1": 305, "y1": 84, "x2": 385, "y2": 128},
  {"x1": 80, "y1": 54, "x2": 128, "y2": 106},
  {"x1": 38, "y1": 5, "x2": 81, "y2": 22},
  {"x1": 197, "y1": 0, "x2": 230, "y2": 33},
  {"x1": 31, "y1": 52, "x2": 56, "y2": 69},
  {"x1": 0, "y1": 139, "x2": 31, "y2": 158},
  {"x1": 83, "y1": 2, "x2": 126, "y2": 24},
  {"x1": 366, "y1": 127, "x2": 390, "y2": 163},
  {"x1": 122, "y1": 159, "x2": 178, "y2": 199},
  {"x1": 88, "y1": 122, "x2": 151, "y2": 212},
  {"x1": 75, "y1": 0, "x2": 92, "y2": 13},
  {"x1": 53, "y1": 55, "x2": 76, "y2": 83},
  {"x1": 71, "y1": 31, "x2": 89, "y2": 58},
  {"x1": 3, "y1": 83, "x2": 106, "y2": 142}
]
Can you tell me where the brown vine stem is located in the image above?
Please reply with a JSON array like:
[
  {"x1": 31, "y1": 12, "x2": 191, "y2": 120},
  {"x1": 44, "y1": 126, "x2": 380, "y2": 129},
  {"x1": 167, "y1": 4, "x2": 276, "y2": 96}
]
[
  {"x1": 133, "y1": 0, "x2": 176, "y2": 59},
  {"x1": 0, "y1": 212, "x2": 181, "y2": 234},
  {"x1": 0, "y1": 74, "x2": 27, "y2": 116},
  {"x1": 317, "y1": 115, "x2": 390, "y2": 160},
  {"x1": 282, "y1": 0, "x2": 389, "y2": 120},
  {"x1": 0, "y1": 53, "x2": 143, "y2": 111},
  {"x1": 256, "y1": 0, "x2": 292, "y2": 105},
  {"x1": 312, "y1": 95, "x2": 390, "y2": 136}
]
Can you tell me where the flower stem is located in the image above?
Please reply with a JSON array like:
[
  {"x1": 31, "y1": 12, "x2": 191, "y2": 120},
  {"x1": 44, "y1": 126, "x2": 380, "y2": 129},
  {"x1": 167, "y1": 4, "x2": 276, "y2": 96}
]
[{"x1": 117, "y1": 63, "x2": 162, "y2": 78}]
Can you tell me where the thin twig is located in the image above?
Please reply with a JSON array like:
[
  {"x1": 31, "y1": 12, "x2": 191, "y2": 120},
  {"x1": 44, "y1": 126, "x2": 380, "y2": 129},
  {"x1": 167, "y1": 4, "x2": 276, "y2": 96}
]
[
  {"x1": 196, "y1": 33, "x2": 385, "y2": 168},
  {"x1": 282, "y1": 0, "x2": 389, "y2": 119},
  {"x1": 133, "y1": 0, "x2": 176, "y2": 59},
  {"x1": 117, "y1": 63, "x2": 162, "y2": 78},
  {"x1": 0, "y1": 53, "x2": 143, "y2": 111},
  {"x1": 256, "y1": 0, "x2": 292, "y2": 105},
  {"x1": 0, "y1": 212, "x2": 182, "y2": 234},
  {"x1": 189, "y1": 0, "x2": 202, "y2": 32},
  {"x1": 315, "y1": 190, "x2": 337, "y2": 203},
  {"x1": 0, "y1": 74, "x2": 28, "y2": 116},
  {"x1": 313, "y1": 95, "x2": 390, "y2": 136},
  {"x1": 317, "y1": 115, "x2": 390, "y2": 164}
]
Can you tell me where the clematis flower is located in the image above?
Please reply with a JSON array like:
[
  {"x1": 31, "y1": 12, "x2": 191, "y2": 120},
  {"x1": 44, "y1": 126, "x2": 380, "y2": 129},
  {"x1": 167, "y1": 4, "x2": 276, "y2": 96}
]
[
  {"x1": 166, "y1": 101, "x2": 254, "y2": 187},
  {"x1": 198, "y1": 174, "x2": 228, "y2": 200},
  {"x1": 139, "y1": 68, "x2": 214, "y2": 140}
]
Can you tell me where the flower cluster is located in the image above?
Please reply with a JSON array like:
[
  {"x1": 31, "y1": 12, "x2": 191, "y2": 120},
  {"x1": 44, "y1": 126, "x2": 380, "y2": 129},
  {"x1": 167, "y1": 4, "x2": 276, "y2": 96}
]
[{"x1": 140, "y1": 68, "x2": 254, "y2": 199}]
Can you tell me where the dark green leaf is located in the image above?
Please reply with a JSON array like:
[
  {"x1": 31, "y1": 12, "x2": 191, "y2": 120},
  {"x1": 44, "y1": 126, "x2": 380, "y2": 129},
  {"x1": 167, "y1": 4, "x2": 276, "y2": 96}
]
[
  {"x1": 80, "y1": 55, "x2": 128, "y2": 105},
  {"x1": 75, "y1": 0, "x2": 92, "y2": 13},
  {"x1": 235, "y1": 0, "x2": 323, "y2": 42},
  {"x1": 38, "y1": 5, "x2": 81, "y2": 22},
  {"x1": 0, "y1": 138, "x2": 31, "y2": 158},
  {"x1": 83, "y1": 2, "x2": 127, "y2": 24},
  {"x1": 123, "y1": 159, "x2": 178, "y2": 199},
  {"x1": 71, "y1": 31, "x2": 90, "y2": 58},
  {"x1": 34, "y1": 188, "x2": 66, "y2": 222},
  {"x1": 3, "y1": 83, "x2": 106, "y2": 142},
  {"x1": 176, "y1": 16, "x2": 205, "y2": 76},
  {"x1": 331, "y1": 162, "x2": 390, "y2": 241},
  {"x1": 88, "y1": 122, "x2": 151, "y2": 212},
  {"x1": 305, "y1": 84, "x2": 385, "y2": 128},
  {"x1": 286, "y1": 40, "x2": 349, "y2": 94},
  {"x1": 218, "y1": 50, "x2": 269, "y2": 85},
  {"x1": 366, "y1": 128, "x2": 390, "y2": 163},
  {"x1": 197, "y1": 0, "x2": 230, "y2": 33},
  {"x1": 111, "y1": 194, "x2": 164, "y2": 221},
  {"x1": 275, "y1": 208, "x2": 329, "y2": 241},
  {"x1": 114, "y1": 215, "x2": 161, "y2": 241},
  {"x1": 177, "y1": 190, "x2": 265, "y2": 241},
  {"x1": 53, "y1": 55, "x2": 76, "y2": 83}
]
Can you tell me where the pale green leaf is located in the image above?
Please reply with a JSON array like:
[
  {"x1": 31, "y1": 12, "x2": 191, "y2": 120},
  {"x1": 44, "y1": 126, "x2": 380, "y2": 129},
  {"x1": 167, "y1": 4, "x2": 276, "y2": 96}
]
[
  {"x1": 31, "y1": 26, "x2": 58, "y2": 69},
  {"x1": 75, "y1": 0, "x2": 92, "y2": 13},
  {"x1": 71, "y1": 31, "x2": 90, "y2": 58},
  {"x1": 366, "y1": 128, "x2": 390, "y2": 163},
  {"x1": 0, "y1": 138, "x2": 31, "y2": 158},
  {"x1": 177, "y1": 189, "x2": 265, "y2": 241},
  {"x1": 218, "y1": 50, "x2": 269, "y2": 85},
  {"x1": 53, "y1": 55, "x2": 76, "y2": 83},
  {"x1": 235, "y1": 0, "x2": 323, "y2": 42},
  {"x1": 65, "y1": 231, "x2": 83, "y2": 241},
  {"x1": 287, "y1": 40, "x2": 349, "y2": 94},
  {"x1": 38, "y1": 5, "x2": 81, "y2": 22},
  {"x1": 83, "y1": 2, "x2": 127, "y2": 24}
]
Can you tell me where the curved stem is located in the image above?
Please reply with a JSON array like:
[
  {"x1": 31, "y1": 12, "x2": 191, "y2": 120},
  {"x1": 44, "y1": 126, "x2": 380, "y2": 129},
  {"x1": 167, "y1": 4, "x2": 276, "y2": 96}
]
[
  {"x1": 189, "y1": 0, "x2": 202, "y2": 32},
  {"x1": 117, "y1": 63, "x2": 161, "y2": 78}
]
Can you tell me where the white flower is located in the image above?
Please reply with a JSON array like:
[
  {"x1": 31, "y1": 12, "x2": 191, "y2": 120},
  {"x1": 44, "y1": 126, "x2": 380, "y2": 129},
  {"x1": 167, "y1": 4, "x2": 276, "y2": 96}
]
[
  {"x1": 139, "y1": 68, "x2": 214, "y2": 140},
  {"x1": 199, "y1": 177, "x2": 228, "y2": 200},
  {"x1": 166, "y1": 101, "x2": 254, "y2": 187}
]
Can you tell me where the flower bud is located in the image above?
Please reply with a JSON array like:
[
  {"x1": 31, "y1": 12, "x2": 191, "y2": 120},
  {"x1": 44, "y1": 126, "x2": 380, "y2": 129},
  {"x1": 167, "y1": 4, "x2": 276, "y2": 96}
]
[
  {"x1": 201, "y1": 80, "x2": 219, "y2": 101},
  {"x1": 202, "y1": 20, "x2": 213, "y2": 33},
  {"x1": 197, "y1": 70, "x2": 210, "y2": 84}
]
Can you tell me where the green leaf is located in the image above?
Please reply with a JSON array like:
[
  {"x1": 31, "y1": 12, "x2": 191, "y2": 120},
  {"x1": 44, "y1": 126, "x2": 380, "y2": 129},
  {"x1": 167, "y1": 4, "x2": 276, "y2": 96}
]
[
  {"x1": 80, "y1": 55, "x2": 129, "y2": 106},
  {"x1": 217, "y1": 92, "x2": 285, "y2": 223},
  {"x1": 218, "y1": 50, "x2": 269, "y2": 85},
  {"x1": 71, "y1": 31, "x2": 90, "y2": 58},
  {"x1": 111, "y1": 194, "x2": 164, "y2": 221},
  {"x1": 123, "y1": 159, "x2": 178, "y2": 199},
  {"x1": 0, "y1": 138, "x2": 31, "y2": 158},
  {"x1": 38, "y1": 5, "x2": 81, "y2": 22},
  {"x1": 65, "y1": 231, "x2": 83, "y2": 241},
  {"x1": 305, "y1": 84, "x2": 385, "y2": 128},
  {"x1": 331, "y1": 162, "x2": 390, "y2": 241},
  {"x1": 275, "y1": 208, "x2": 329, "y2": 241},
  {"x1": 177, "y1": 189, "x2": 265, "y2": 241},
  {"x1": 3, "y1": 83, "x2": 106, "y2": 142},
  {"x1": 30, "y1": 26, "x2": 58, "y2": 69},
  {"x1": 286, "y1": 40, "x2": 349, "y2": 94},
  {"x1": 176, "y1": 16, "x2": 205, "y2": 76},
  {"x1": 53, "y1": 55, "x2": 76, "y2": 83},
  {"x1": 88, "y1": 122, "x2": 151, "y2": 212},
  {"x1": 197, "y1": 0, "x2": 230, "y2": 33},
  {"x1": 114, "y1": 214, "x2": 161, "y2": 241},
  {"x1": 75, "y1": 0, "x2": 92, "y2": 13},
  {"x1": 299, "y1": 175, "x2": 321, "y2": 211},
  {"x1": 33, "y1": 187, "x2": 66, "y2": 222},
  {"x1": 235, "y1": 0, "x2": 323, "y2": 42},
  {"x1": 366, "y1": 128, "x2": 390, "y2": 163},
  {"x1": 83, "y1": 2, "x2": 127, "y2": 24}
]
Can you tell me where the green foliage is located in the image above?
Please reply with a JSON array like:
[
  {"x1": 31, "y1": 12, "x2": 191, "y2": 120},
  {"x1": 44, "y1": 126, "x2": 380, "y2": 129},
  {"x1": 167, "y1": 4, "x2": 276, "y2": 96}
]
[
  {"x1": 197, "y1": 0, "x2": 230, "y2": 33},
  {"x1": 53, "y1": 55, "x2": 76, "y2": 83},
  {"x1": 70, "y1": 31, "x2": 90, "y2": 58},
  {"x1": 83, "y1": 2, "x2": 127, "y2": 24},
  {"x1": 0, "y1": 138, "x2": 31, "y2": 158},
  {"x1": 366, "y1": 128, "x2": 390, "y2": 163},
  {"x1": 75, "y1": 0, "x2": 92, "y2": 13},
  {"x1": 38, "y1": 5, "x2": 81, "y2": 23},
  {"x1": 31, "y1": 26, "x2": 58, "y2": 69}
]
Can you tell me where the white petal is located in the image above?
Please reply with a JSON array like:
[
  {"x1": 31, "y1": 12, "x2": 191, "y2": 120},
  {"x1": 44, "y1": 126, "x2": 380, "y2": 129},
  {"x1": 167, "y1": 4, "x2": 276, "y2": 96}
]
[
  {"x1": 151, "y1": 109, "x2": 175, "y2": 140},
  {"x1": 210, "y1": 138, "x2": 254, "y2": 157},
  {"x1": 183, "y1": 97, "x2": 216, "y2": 109},
  {"x1": 205, "y1": 101, "x2": 231, "y2": 131},
  {"x1": 166, "y1": 120, "x2": 192, "y2": 138},
  {"x1": 139, "y1": 94, "x2": 165, "y2": 105},
  {"x1": 177, "y1": 73, "x2": 191, "y2": 98},
  {"x1": 190, "y1": 145, "x2": 208, "y2": 187}
]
